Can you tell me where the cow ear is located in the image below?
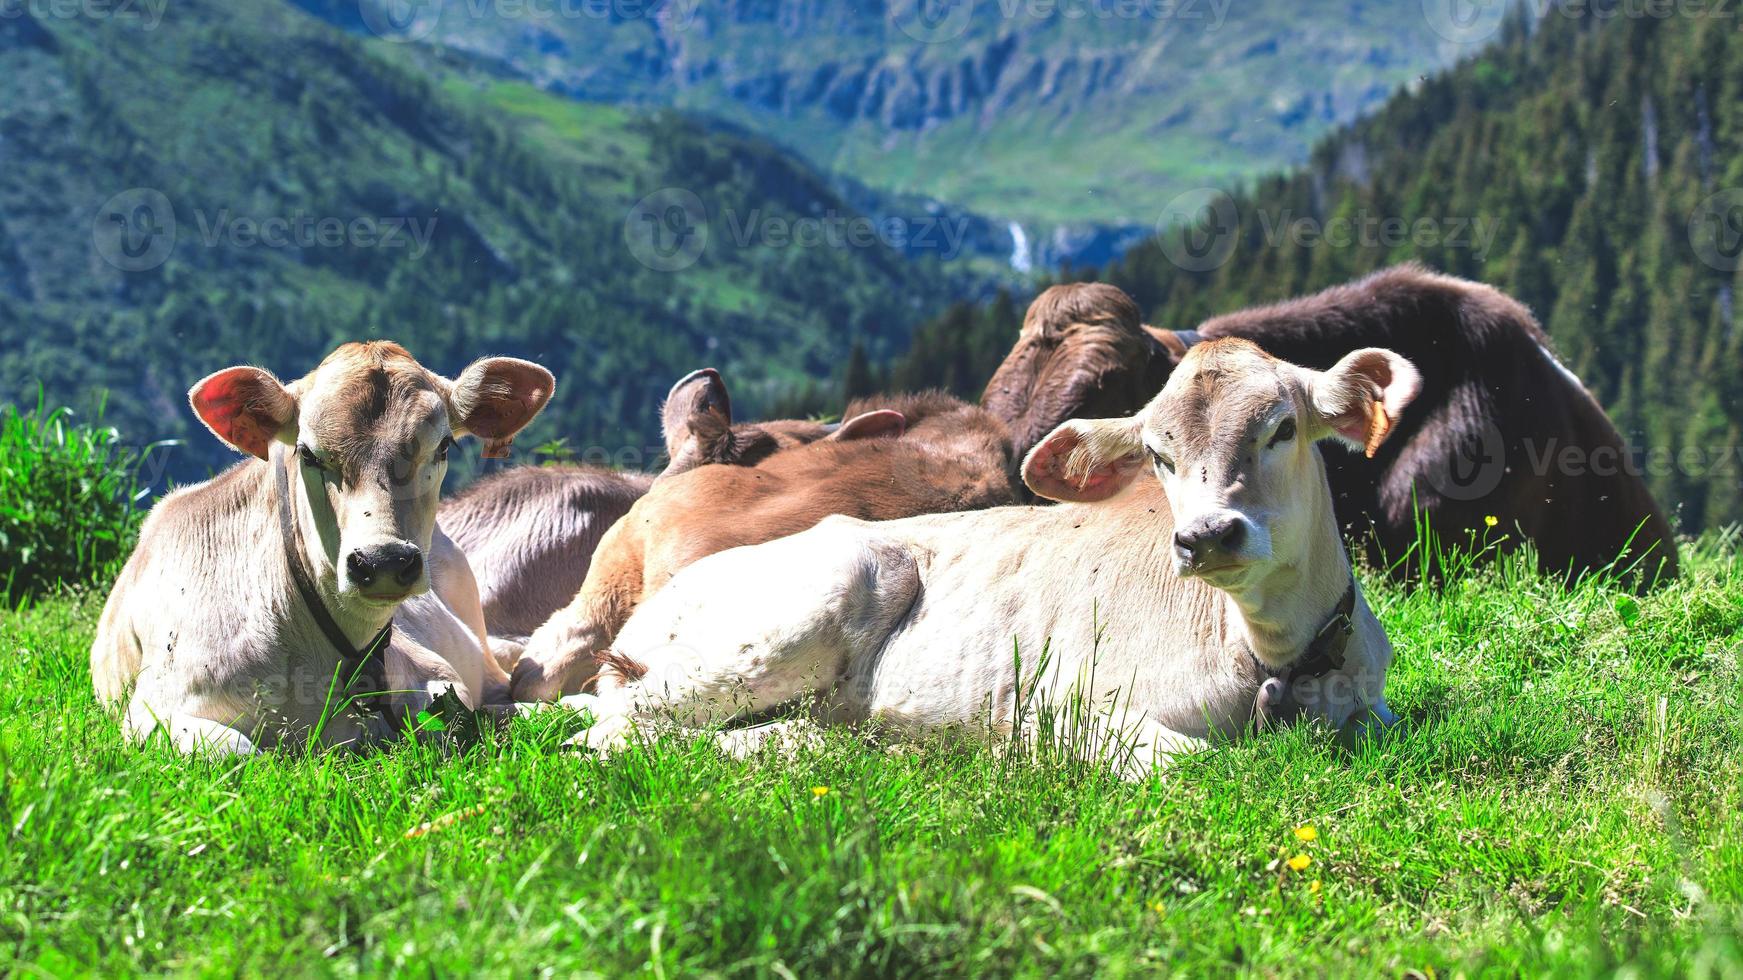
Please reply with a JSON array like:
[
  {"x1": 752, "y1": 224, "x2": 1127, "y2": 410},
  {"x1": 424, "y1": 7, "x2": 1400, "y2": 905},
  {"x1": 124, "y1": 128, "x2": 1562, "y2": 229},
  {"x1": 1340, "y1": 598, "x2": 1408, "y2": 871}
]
[
  {"x1": 188, "y1": 366, "x2": 297, "y2": 460},
  {"x1": 829, "y1": 409, "x2": 905, "y2": 442},
  {"x1": 661, "y1": 368, "x2": 733, "y2": 474},
  {"x1": 1022, "y1": 417, "x2": 1145, "y2": 503},
  {"x1": 448, "y1": 357, "x2": 555, "y2": 459},
  {"x1": 1306, "y1": 348, "x2": 1421, "y2": 457}
]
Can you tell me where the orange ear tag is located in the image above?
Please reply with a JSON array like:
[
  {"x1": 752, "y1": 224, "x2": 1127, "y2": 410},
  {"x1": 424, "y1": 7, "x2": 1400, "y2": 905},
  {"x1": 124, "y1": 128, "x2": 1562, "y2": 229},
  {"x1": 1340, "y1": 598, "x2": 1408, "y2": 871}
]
[{"x1": 1363, "y1": 401, "x2": 1391, "y2": 459}]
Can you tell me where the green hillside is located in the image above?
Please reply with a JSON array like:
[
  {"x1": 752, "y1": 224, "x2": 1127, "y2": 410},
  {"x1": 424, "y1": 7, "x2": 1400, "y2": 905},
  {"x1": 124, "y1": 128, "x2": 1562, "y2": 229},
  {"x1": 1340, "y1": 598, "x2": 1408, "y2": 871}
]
[
  {"x1": 889, "y1": 7, "x2": 1743, "y2": 531},
  {"x1": 314, "y1": 0, "x2": 1464, "y2": 228},
  {"x1": 0, "y1": 0, "x2": 974, "y2": 481}
]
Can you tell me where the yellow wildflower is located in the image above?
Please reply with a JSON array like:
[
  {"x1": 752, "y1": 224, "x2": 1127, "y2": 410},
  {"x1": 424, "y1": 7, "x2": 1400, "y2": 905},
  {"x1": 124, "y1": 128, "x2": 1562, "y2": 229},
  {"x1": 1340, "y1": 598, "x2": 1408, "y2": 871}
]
[
  {"x1": 1309, "y1": 880, "x2": 1322, "y2": 895},
  {"x1": 1293, "y1": 825, "x2": 1318, "y2": 843},
  {"x1": 1286, "y1": 853, "x2": 1313, "y2": 872},
  {"x1": 1484, "y1": 515, "x2": 1499, "y2": 528},
  {"x1": 1149, "y1": 900, "x2": 1165, "y2": 918},
  {"x1": 811, "y1": 786, "x2": 830, "y2": 798}
]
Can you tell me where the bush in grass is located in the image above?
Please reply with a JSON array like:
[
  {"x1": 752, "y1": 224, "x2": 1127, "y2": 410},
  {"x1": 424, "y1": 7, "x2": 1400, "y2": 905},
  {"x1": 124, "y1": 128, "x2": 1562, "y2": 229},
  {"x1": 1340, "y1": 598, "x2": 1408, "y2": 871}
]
[{"x1": 0, "y1": 392, "x2": 171, "y2": 603}]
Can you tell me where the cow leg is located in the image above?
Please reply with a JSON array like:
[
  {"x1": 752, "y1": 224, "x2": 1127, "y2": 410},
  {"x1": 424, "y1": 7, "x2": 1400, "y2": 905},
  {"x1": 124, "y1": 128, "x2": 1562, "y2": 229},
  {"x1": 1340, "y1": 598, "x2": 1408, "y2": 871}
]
[
  {"x1": 709, "y1": 719, "x2": 829, "y2": 760},
  {"x1": 163, "y1": 714, "x2": 260, "y2": 756},
  {"x1": 570, "y1": 521, "x2": 920, "y2": 753},
  {"x1": 513, "y1": 519, "x2": 647, "y2": 702},
  {"x1": 1103, "y1": 718, "x2": 1209, "y2": 780},
  {"x1": 488, "y1": 636, "x2": 526, "y2": 674}
]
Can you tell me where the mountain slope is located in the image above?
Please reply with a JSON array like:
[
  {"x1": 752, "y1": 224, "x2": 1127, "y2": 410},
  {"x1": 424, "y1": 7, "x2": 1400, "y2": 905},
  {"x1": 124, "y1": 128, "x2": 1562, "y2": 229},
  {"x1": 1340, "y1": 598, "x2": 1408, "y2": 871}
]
[
  {"x1": 0, "y1": 0, "x2": 978, "y2": 481},
  {"x1": 886, "y1": 7, "x2": 1743, "y2": 530},
  {"x1": 311, "y1": 0, "x2": 1464, "y2": 230}
]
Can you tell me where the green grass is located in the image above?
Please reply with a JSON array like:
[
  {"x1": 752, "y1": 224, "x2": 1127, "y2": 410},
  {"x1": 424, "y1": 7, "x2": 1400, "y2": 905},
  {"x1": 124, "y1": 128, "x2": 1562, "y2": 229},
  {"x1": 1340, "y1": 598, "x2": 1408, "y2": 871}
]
[
  {"x1": 0, "y1": 396, "x2": 170, "y2": 604},
  {"x1": 3, "y1": 540, "x2": 1742, "y2": 975}
]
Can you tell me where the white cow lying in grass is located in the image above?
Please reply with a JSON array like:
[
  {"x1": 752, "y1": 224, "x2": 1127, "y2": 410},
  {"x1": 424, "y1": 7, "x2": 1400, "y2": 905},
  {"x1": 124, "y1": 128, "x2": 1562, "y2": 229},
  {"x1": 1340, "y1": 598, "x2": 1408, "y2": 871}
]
[
  {"x1": 570, "y1": 339, "x2": 1421, "y2": 774},
  {"x1": 91, "y1": 342, "x2": 553, "y2": 753}
]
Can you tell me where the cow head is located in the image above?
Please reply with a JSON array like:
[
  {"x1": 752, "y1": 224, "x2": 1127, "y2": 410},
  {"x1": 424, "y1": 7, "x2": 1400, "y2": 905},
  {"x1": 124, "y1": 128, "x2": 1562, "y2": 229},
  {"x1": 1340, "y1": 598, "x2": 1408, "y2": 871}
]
[
  {"x1": 1024, "y1": 339, "x2": 1419, "y2": 583},
  {"x1": 658, "y1": 367, "x2": 905, "y2": 479},
  {"x1": 189, "y1": 342, "x2": 553, "y2": 605},
  {"x1": 981, "y1": 282, "x2": 1173, "y2": 463}
]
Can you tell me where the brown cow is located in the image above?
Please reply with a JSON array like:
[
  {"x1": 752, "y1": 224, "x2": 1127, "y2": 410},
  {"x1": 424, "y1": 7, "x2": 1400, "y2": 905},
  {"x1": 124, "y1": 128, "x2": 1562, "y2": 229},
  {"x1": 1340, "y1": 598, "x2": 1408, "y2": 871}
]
[
  {"x1": 441, "y1": 367, "x2": 904, "y2": 659},
  {"x1": 982, "y1": 264, "x2": 1678, "y2": 584},
  {"x1": 509, "y1": 391, "x2": 1020, "y2": 701}
]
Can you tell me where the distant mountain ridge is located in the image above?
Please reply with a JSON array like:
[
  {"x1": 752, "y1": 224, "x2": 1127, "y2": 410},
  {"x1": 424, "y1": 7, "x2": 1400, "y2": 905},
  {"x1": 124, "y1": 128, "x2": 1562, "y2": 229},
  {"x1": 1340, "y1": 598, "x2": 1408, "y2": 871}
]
[{"x1": 312, "y1": 0, "x2": 1463, "y2": 235}]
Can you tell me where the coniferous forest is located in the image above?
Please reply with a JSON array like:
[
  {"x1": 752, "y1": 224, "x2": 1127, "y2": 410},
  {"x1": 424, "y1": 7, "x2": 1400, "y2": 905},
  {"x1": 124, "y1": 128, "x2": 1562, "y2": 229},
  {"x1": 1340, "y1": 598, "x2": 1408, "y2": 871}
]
[{"x1": 890, "y1": 7, "x2": 1743, "y2": 532}]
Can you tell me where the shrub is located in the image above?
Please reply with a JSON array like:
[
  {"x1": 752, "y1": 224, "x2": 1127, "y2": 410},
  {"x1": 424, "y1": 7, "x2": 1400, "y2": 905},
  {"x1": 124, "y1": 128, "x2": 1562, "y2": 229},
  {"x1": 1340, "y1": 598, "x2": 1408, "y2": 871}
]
[{"x1": 0, "y1": 392, "x2": 171, "y2": 604}]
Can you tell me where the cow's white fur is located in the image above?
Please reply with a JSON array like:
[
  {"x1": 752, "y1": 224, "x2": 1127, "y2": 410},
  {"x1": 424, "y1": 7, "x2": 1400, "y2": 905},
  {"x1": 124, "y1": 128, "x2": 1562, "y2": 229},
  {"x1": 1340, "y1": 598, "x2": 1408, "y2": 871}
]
[
  {"x1": 91, "y1": 344, "x2": 552, "y2": 753},
  {"x1": 573, "y1": 342, "x2": 1418, "y2": 775}
]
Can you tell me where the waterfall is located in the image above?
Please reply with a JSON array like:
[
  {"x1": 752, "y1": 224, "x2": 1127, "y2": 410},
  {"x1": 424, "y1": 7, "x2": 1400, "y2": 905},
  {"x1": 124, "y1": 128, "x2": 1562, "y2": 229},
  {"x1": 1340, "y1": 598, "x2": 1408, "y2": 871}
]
[{"x1": 1009, "y1": 221, "x2": 1032, "y2": 274}]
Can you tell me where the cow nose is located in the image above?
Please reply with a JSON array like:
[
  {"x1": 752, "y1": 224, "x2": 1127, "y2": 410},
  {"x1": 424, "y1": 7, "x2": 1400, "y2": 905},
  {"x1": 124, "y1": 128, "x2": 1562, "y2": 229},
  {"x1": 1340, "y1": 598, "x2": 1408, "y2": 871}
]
[
  {"x1": 1173, "y1": 515, "x2": 1246, "y2": 564},
  {"x1": 346, "y1": 544, "x2": 423, "y2": 589}
]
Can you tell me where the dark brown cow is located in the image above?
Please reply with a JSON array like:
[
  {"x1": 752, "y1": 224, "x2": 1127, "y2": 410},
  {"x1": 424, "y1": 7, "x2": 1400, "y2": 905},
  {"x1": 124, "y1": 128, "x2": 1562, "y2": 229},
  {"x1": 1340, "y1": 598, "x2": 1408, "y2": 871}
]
[
  {"x1": 509, "y1": 391, "x2": 1020, "y2": 701},
  {"x1": 983, "y1": 264, "x2": 1678, "y2": 584}
]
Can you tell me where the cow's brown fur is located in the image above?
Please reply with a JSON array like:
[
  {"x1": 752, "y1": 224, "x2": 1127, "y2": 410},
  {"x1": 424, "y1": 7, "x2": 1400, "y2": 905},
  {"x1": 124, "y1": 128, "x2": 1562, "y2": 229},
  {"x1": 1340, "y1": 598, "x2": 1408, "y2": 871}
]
[
  {"x1": 981, "y1": 282, "x2": 1170, "y2": 463},
  {"x1": 441, "y1": 371, "x2": 867, "y2": 648},
  {"x1": 980, "y1": 265, "x2": 1679, "y2": 584},
  {"x1": 510, "y1": 392, "x2": 1020, "y2": 700}
]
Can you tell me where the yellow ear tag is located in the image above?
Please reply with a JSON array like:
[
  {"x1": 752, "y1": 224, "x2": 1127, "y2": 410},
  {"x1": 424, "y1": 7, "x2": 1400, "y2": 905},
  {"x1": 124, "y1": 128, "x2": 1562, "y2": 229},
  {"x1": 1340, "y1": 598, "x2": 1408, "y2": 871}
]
[{"x1": 1363, "y1": 401, "x2": 1391, "y2": 458}]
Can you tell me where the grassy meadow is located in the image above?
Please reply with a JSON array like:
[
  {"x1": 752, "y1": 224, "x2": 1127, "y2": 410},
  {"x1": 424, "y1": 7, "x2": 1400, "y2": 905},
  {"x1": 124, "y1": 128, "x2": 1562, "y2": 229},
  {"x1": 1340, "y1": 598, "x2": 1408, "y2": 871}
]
[{"x1": 3, "y1": 532, "x2": 1741, "y2": 975}]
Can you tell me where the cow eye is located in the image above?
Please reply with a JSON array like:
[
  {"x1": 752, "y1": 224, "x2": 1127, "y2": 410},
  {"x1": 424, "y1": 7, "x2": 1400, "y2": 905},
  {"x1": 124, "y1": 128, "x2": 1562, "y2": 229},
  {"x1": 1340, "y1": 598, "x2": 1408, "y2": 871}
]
[
  {"x1": 435, "y1": 435, "x2": 456, "y2": 462},
  {"x1": 1268, "y1": 417, "x2": 1297, "y2": 447},
  {"x1": 1149, "y1": 447, "x2": 1175, "y2": 474},
  {"x1": 297, "y1": 444, "x2": 327, "y2": 472}
]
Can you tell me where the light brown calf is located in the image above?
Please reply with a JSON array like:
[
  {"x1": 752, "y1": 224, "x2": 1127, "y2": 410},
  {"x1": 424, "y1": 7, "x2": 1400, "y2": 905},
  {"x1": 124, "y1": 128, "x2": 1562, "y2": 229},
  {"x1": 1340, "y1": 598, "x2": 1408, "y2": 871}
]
[{"x1": 510, "y1": 392, "x2": 1019, "y2": 700}]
